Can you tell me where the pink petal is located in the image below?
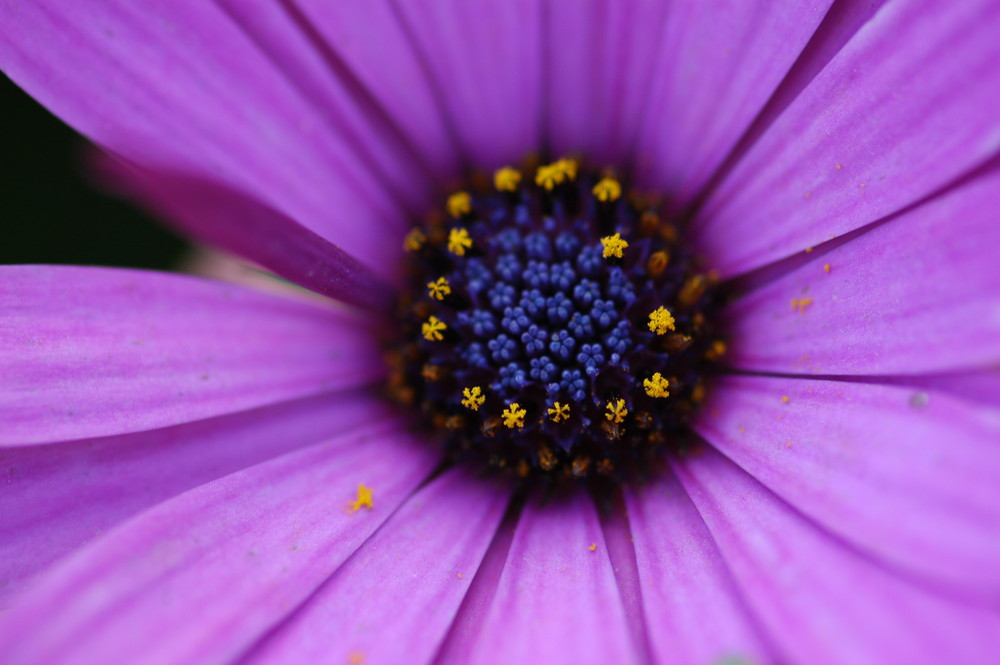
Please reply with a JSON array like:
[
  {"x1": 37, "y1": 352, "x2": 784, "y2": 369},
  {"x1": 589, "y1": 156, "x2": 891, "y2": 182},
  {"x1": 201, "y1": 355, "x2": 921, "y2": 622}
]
[
  {"x1": 0, "y1": 391, "x2": 393, "y2": 608},
  {"x1": 634, "y1": 0, "x2": 833, "y2": 206},
  {"x1": 291, "y1": 0, "x2": 463, "y2": 180},
  {"x1": 392, "y1": 0, "x2": 543, "y2": 169},
  {"x1": 693, "y1": 375, "x2": 1000, "y2": 601},
  {"x1": 0, "y1": 2, "x2": 408, "y2": 261},
  {"x1": 95, "y1": 157, "x2": 401, "y2": 297},
  {"x1": 0, "y1": 266, "x2": 382, "y2": 444},
  {"x1": 675, "y1": 447, "x2": 1000, "y2": 664},
  {"x1": 241, "y1": 468, "x2": 510, "y2": 665},
  {"x1": 0, "y1": 424, "x2": 437, "y2": 665},
  {"x1": 624, "y1": 473, "x2": 769, "y2": 665},
  {"x1": 695, "y1": 0, "x2": 1000, "y2": 277},
  {"x1": 441, "y1": 491, "x2": 640, "y2": 665},
  {"x1": 542, "y1": 0, "x2": 669, "y2": 165},
  {"x1": 723, "y1": 170, "x2": 1000, "y2": 375}
]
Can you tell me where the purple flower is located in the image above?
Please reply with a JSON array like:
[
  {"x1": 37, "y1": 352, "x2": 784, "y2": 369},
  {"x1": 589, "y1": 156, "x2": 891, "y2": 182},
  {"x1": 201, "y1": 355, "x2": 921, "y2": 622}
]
[{"x1": 2, "y1": 2, "x2": 1000, "y2": 664}]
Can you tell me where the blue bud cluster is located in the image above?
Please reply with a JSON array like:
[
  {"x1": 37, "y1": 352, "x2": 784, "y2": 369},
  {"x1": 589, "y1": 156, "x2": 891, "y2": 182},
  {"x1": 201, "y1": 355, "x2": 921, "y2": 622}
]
[{"x1": 390, "y1": 163, "x2": 720, "y2": 483}]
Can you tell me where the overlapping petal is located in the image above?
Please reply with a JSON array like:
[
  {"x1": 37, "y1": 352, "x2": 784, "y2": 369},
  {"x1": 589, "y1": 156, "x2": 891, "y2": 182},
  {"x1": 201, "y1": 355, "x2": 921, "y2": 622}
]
[
  {"x1": 675, "y1": 448, "x2": 1000, "y2": 664},
  {"x1": 694, "y1": 0, "x2": 1000, "y2": 277},
  {"x1": 0, "y1": 392, "x2": 394, "y2": 608},
  {"x1": 722, "y1": 170, "x2": 1000, "y2": 375},
  {"x1": 0, "y1": 424, "x2": 437, "y2": 665},
  {"x1": 0, "y1": 266, "x2": 382, "y2": 444}
]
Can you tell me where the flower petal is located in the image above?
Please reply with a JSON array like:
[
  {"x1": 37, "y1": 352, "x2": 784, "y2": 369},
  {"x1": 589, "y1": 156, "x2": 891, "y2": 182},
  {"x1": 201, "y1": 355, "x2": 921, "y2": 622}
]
[
  {"x1": 624, "y1": 473, "x2": 769, "y2": 665},
  {"x1": 0, "y1": 266, "x2": 382, "y2": 445},
  {"x1": 240, "y1": 468, "x2": 510, "y2": 665},
  {"x1": 0, "y1": 391, "x2": 393, "y2": 608},
  {"x1": 392, "y1": 0, "x2": 543, "y2": 168},
  {"x1": 542, "y1": 0, "x2": 669, "y2": 165},
  {"x1": 289, "y1": 0, "x2": 463, "y2": 180},
  {"x1": 723, "y1": 170, "x2": 1000, "y2": 375},
  {"x1": 694, "y1": 0, "x2": 1000, "y2": 277},
  {"x1": 444, "y1": 491, "x2": 640, "y2": 665},
  {"x1": 675, "y1": 447, "x2": 1000, "y2": 664},
  {"x1": 96, "y1": 158, "x2": 400, "y2": 298},
  {"x1": 693, "y1": 375, "x2": 1000, "y2": 601},
  {"x1": 0, "y1": 1, "x2": 407, "y2": 261},
  {"x1": 0, "y1": 424, "x2": 437, "y2": 665},
  {"x1": 634, "y1": 0, "x2": 833, "y2": 205}
]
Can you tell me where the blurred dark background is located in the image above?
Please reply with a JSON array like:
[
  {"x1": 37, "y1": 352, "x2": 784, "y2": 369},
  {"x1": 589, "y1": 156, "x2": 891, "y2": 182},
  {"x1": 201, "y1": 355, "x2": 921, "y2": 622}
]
[{"x1": 1, "y1": 74, "x2": 188, "y2": 269}]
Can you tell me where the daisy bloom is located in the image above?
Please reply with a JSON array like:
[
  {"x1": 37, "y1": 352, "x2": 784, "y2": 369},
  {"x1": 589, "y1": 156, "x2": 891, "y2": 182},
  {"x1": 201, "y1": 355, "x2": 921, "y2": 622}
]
[{"x1": 2, "y1": 1, "x2": 1000, "y2": 664}]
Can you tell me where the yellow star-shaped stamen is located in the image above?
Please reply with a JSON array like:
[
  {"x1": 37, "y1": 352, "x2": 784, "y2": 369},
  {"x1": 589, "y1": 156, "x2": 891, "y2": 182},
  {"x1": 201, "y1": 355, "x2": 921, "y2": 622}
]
[
  {"x1": 421, "y1": 316, "x2": 447, "y2": 341},
  {"x1": 461, "y1": 386, "x2": 486, "y2": 411},
  {"x1": 427, "y1": 277, "x2": 451, "y2": 301},
  {"x1": 547, "y1": 402, "x2": 571, "y2": 423},
  {"x1": 592, "y1": 177, "x2": 622, "y2": 202},
  {"x1": 643, "y1": 372, "x2": 671, "y2": 398},
  {"x1": 502, "y1": 402, "x2": 527, "y2": 429},
  {"x1": 600, "y1": 233, "x2": 629, "y2": 259},
  {"x1": 494, "y1": 166, "x2": 522, "y2": 192},
  {"x1": 647, "y1": 306, "x2": 676, "y2": 335},
  {"x1": 605, "y1": 399, "x2": 628, "y2": 424},
  {"x1": 447, "y1": 191, "x2": 472, "y2": 218},
  {"x1": 447, "y1": 228, "x2": 473, "y2": 256}
]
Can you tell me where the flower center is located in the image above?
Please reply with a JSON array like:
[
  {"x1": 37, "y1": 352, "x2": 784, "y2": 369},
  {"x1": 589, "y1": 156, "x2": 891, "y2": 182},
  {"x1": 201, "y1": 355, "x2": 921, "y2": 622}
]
[{"x1": 387, "y1": 158, "x2": 723, "y2": 483}]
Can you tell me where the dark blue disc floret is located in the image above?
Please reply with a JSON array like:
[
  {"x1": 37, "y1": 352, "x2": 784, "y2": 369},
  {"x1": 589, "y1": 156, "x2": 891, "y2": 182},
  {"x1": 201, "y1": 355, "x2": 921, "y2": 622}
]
[{"x1": 389, "y1": 159, "x2": 723, "y2": 482}]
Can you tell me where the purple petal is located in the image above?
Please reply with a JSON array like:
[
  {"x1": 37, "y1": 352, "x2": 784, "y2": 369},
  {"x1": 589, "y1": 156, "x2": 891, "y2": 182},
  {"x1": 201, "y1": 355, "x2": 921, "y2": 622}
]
[
  {"x1": 392, "y1": 0, "x2": 543, "y2": 168},
  {"x1": 694, "y1": 375, "x2": 1000, "y2": 601},
  {"x1": 96, "y1": 158, "x2": 400, "y2": 299},
  {"x1": 290, "y1": 0, "x2": 463, "y2": 180},
  {"x1": 543, "y1": 0, "x2": 669, "y2": 165},
  {"x1": 694, "y1": 0, "x2": 1000, "y2": 277},
  {"x1": 0, "y1": 266, "x2": 383, "y2": 444},
  {"x1": 634, "y1": 0, "x2": 833, "y2": 205},
  {"x1": 443, "y1": 491, "x2": 639, "y2": 664},
  {"x1": 675, "y1": 447, "x2": 1000, "y2": 664},
  {"x1": 0, "y1": 2, "x2": 408, "y2": 260},
  {"x1": 624, "y1": 473, "x2": 769, "y2": 665},
  {"x1": 723, "y1": 171, "x2": 1000, "y2": 375},
  {"x1": 0, "y1": 391, "x2": 393, "y2": 608},
  {"x1": 0, "y1": 424, "x2": 437, "y2": 665},
  {"x1": 241, "y1": 468, "x2": 510, "y2": 665}
]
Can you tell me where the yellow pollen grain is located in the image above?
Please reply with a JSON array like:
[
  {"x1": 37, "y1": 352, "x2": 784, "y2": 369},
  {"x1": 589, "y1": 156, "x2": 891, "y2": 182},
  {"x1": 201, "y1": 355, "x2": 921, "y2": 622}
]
[
  {"x1": 592, "y1": 177, "x2": 622, "y2": 202},
  {"x1": 347, "y1": 484, "x2": 373, "y2": 513},
  {"x1": 836, "y1": 163, "x2": 842, "y2": 170},
  {"x1": 422, "y1": 316, "x2": 447, "y2": 341},
  {"x1": 805, "y1": 246, "x2": 814, "y2": 253},
  {"x1": 600, "y1": 233, "x2": 628, "y2": 259},
  {"x1": 447, "y1": 227, "x2": 473, "y2": 256},
  {"x1": 446, "y1": 191, "x2": 472, "y2": 218},
  {"x1": 647, "y1": 306, "x2": 676, "y2": 334},
  {"x1": 403, "y1": 227, "x2": 426, "y2": 252},
  {"x1": 781, "y1": 396, "x2": 790, "y2": 404},
  {"x1": 494, "y1": 166, "x2": 522, "y2": 192},
  {"x1": 502, "y1": 402, "x2": 527, "y2": 429},
  {"x1": 427, "y1": 277, "x2": 451, "y2": 301},
  {"x1": 791, "y1": 298, "x2": 814, "y2": 313},
  {"x1": 547, "y1": 401, "x2": 571, "y2": 423},
  {"x1": 347, "y1": 651, "x2": 366, "y2": 665},
  {"x1": 461, "y1": 386, "x2": 486, "y2": 411},
  {"x1": 643, "y1": 372, "x2": 671, "y2": 398},
  {"x1": 588, "y1": 543, "x2": 597, "y2": 552},
  {"x1": 605, "y1": 399, "x2": 628, "y2": 424},
  {"x1": 824, "y1": 263, "x2": 831, "y2": 273}
]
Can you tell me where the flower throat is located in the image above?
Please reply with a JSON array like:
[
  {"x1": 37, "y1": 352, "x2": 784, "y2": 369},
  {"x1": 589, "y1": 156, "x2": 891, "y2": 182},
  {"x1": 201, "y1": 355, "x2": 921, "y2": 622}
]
[{"x1": 387, "y1": 158, "x2": 724, "y2": 484}]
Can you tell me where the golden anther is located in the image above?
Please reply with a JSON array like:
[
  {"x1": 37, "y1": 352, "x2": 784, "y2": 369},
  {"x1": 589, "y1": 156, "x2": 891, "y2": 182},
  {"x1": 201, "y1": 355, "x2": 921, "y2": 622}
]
[
  {"x1": 605, "y1": 398, "x2": 628, "y2": 424},
  {"x1": 600, "y1": 233, "x2": 629, "y2": 259},
  {"x1": 403, "y1": 227, "x2": 426, "y2": 252},
  {"x1": 447, "y1": 191, "x2": 472, "y2": 218},
  {"x1": 571, "y1": 456, "x2": 591, "y2": 477},
  {"x1": 705, "y1": 340, "x2": 727, "y2": 361},
  {"x1": 678, "y1": 274, "x2": 709, "y2": 308},
  {"x1": 538, "y1": 445, "x2": 557, "y2": 471},
  {"x1": 791, "y1": 298, "x2": 814, "y2": 313},
  {"x1": 547, "y1": 401, "x2": 571, "y2": 423},
  {"x1": 422, "y1": 364, "x2": 443, "y2": 381},
  {"x1": 502, "y1": 402, "x2": 527, "y2": 429},
  {"x1": 592, "y1": 177, "x2": 622, "y2": 202},
  {"x1": 421, "y1": 316, "x2": 447, "y2": 341},
  {"x1": 557, "y1": 158, "x2": 578, "y2": 181},
  {"x1": 447, "y1": 227, "x2": 473, "y2": 256},
  {"x1": 427, "y1": 277, "x2": 451, "y2": 301},
  {"x1": 647, "y1": 250, "x2": 669, "y2": 278},
  {"x1": 534, "y1": 163, "x2": 563, "y2": 190},
  {"x1": 461, "y1": 386, "x2": 486, "y2": 411},
  {"x1": 643, "y1": 372, "x2": 671, "y2": 398},
  {"x1": 647, "y1": 306, "x2": 676, "y2": 334},
  {"x1": 347, "y1": 484, "x2": 373, "y2": 513},
  {"x1": 494, "y1": 166, "x2": 522, "y2": 192}
]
